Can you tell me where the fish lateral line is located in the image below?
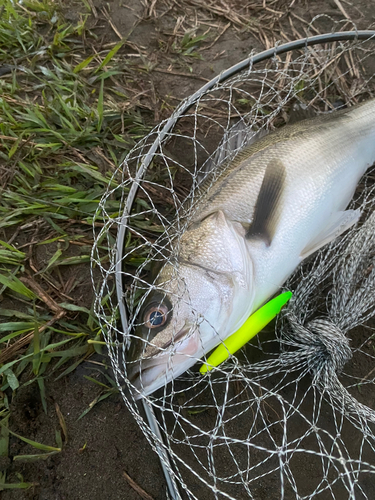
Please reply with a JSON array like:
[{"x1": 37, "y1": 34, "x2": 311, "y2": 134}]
[{"x1": 200, "y1": 291, "x2": 293, "y2": 373}]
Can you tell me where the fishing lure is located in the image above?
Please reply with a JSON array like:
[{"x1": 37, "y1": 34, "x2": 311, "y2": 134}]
[{"x1": 200, "y1": 291, "x2": 292, "y2": 373}]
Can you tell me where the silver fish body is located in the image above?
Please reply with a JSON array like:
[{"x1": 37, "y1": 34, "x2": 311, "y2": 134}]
[{"x1": 128, "y1": 99, "x2": 375, "y2": 398}]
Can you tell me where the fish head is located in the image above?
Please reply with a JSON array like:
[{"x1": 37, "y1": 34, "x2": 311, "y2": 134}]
[
  {"x1": 127, "y1": 211, "x2": 255, "y2": 399},
  {"x1": 127, "y1": 261, "x2": 236, "y2": 398}
]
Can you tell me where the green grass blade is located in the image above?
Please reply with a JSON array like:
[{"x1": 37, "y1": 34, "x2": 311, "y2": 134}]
[
  {"x1": 0, "y1": 338, "x2": 75, "y2": 376},
  {"x1": 37, "y1": 378, "x2": 47, "y2": 414},
  {"x1": 0, "y1": 240, "x2": 24, "y2": 254},
  {"x1": 83, "y1": 375, "x2": 111, "y2": 389},
  {"x1": 0, "y1": 482, "x2": 34, "y2": 490},
  {"x1": 0, "y1": 274, "x2": 36, "y2": 299},
  {"x1": 13, "y1": 451, "x2": 60, "y2": 462},
  {"x1": 2, "y1": 425, "x2": 61, "y2": 452},
  {"x1": 73, "y1": 54, "x2": 96, "y2": 73},
  {"x1": 4, "y1": 369, "x2": 19, "y2": 391},
  {"x1": 0, "y1": 416, "x2": 9, "y2": 458},
  {"x1": 97, "y1": 78, "x2": 104, "y2": 133},
  {"x1": 77, "y1": 389, "x2": 117, "y2": 420},
  {"x1": 96, "y1": 39, "x2": 125, "y2": 72}
]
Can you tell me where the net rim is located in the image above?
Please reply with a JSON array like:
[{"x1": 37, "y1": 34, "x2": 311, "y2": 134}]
[{"x1": 110, "y1": 30, "x2": 375, "y2": 500}]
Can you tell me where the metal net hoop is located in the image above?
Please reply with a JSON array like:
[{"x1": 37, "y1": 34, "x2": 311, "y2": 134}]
[{"x1": 92, "y1": 28, "x2": 375, "y2": 500}]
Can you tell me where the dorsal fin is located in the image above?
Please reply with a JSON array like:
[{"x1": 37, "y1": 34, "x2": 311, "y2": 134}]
[
  {"x1": 246, "y1": 160, "x2": 286, "y2": 246},
  {"x1": 198, "y1": 121, "x2": 248, "y2": 183},
  {"x1": 198, "y1": 121, "x2": 269, "y2": 184}
]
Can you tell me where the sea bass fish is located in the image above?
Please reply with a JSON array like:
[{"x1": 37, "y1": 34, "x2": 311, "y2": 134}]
[{"x1": 128, "y1": 98, "x2": 375, "y2": 399}]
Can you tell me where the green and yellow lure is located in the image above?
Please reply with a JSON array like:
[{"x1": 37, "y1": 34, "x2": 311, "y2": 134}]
[{"x1": 200, "y1": 291, "x2": 292, "y2": 374}]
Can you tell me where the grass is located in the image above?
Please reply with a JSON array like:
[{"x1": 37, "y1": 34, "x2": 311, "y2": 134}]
[{"x1": 0, "y1": 0, "x2": 151, "y2": 489}]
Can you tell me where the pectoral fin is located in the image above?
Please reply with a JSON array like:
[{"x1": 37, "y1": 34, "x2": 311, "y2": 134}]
[
  {"x1": 246, "y1": 160, "x2": 286, "y2": 246},
  {"x1": 300, "y1": 209, "x2": 361, "y2": 260}
]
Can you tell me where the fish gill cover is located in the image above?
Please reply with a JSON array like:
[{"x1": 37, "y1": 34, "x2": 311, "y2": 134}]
[{"x1": 92, "y1": 21, "x2": 375, "y2": 500}]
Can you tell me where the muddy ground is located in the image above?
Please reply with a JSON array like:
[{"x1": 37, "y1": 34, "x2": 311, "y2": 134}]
[{"x1": 3, "y1": 0, "x2": 375, "y2": 499}]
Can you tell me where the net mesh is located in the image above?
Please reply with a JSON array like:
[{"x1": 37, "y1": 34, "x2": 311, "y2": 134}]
[{"x1": 92, "y1": 26, "x2": 375, "y2": 500}]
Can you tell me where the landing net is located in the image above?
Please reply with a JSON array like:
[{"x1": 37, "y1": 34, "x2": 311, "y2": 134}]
[{"x1": 92, "y1": 25, "x2": 375, "y2": 499}]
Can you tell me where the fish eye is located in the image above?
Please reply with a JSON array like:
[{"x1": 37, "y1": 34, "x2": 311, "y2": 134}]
[{"x1": 144, "y1": 304, "x2": 168, "y2": 329}]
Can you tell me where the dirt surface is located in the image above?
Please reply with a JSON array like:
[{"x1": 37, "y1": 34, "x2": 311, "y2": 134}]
[
  {"x1": 4, "y1": 362, "x2": 166, "y2": 500},
  {"x1": 3, "y1": 1, "x2": 375, "y2": 499}
]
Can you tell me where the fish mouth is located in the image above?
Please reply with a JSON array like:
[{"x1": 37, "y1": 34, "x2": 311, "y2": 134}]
[{"x1": 127, "y1": 326, "x2": 200, "y2": 399}]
